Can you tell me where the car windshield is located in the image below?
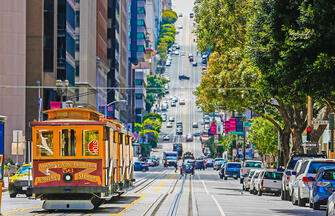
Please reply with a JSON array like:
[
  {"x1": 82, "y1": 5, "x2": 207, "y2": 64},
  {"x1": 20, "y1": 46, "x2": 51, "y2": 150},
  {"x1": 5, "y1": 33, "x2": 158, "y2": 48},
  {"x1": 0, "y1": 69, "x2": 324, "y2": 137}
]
[
  {"x1": 263, "y1": 172, "x2": 283, "y2": 180},
  {"x1": 322, "y1": 170, "x2": 335, "y2": 180},
  {"x1": 287, "y1": 158, "x2": 301, "y2": 169},
  {"x1": 215, "y1": 159, "x2": 224, "y2": 161},
  {"x1": 227, "y1": 163, "x2": 241, "y2": 168},
  {"x1": 245, "y1": 162, "x2": 262, "y2": 168},
  {"x1": 16, "y1": 165, "x2": 31, "y2": 175},
  {"x1": 308, "y1": 162, "x2": 335, "y2": 173},
  {"x1": 166, "y1": 157, "x2": 177, "y2": 160}
]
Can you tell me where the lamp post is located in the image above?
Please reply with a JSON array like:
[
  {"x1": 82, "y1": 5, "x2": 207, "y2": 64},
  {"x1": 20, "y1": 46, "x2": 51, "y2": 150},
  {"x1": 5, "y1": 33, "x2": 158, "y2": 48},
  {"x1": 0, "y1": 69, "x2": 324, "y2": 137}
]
[
  {"x1": 36, "y1": 81, "x2": 41, "y2": 121},
  {"x1": 102, "y1": 100, "x2": 127, "y2": 120},
  {"x1": 56, "y1": 79, "x2": 69, "y2": 103}
]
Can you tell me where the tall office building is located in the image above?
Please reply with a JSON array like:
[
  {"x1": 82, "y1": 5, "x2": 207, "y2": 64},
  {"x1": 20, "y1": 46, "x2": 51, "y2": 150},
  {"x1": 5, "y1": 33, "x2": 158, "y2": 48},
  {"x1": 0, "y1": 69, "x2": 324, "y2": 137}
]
[{"x1": 0, "y1": 0, "x2": 27, "y2": 162}]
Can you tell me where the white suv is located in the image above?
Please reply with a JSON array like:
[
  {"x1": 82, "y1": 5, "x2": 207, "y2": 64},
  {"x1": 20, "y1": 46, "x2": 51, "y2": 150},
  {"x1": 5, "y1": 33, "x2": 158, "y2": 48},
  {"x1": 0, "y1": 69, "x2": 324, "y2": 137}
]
[
  {"x1": 288, "y1": 159, "x2": 306, "y2": 200},
  {"x1": 240, "y1": 160, "x2": 263, "y2": 184},
  {"x1": 291, "y1": 159, "x2": 335, "y2": 206}
]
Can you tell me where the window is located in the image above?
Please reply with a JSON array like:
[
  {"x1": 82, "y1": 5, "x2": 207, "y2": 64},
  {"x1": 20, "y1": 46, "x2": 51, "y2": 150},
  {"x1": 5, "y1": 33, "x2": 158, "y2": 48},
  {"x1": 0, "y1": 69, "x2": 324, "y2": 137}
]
[
  {"x1": 135, "y1": 80, "x2": 143, "y2": 85},
  {"x1": 36, "y1": 130, "x2": 54, "y2": 157},
  {"x1": 137, "y1": 45, "x2": 145, "y2": 52},
  {"x1": 263, "y1": 172, "x2": 283, "y2": 180},
  {"x1": 60, "y1": 129, "x2": 76, "y2": 156},
  {"x1": 135, "y1": 94, "x2": 143, "y2": 99},
  {"x1": 137, "y1": 7, "x2": 145, "y2": 14},
  {"x1": 137, "y1": 32, "x2": 145, "y2": 39},
  {"x1": 308, "y1": 162, "x2": 335, "y2": 174},
  {"x1": 137, "y1": 19, "x2": 145, "y2": 26},
  {"x1": 82, "y1": 130, "x2": 99, "y2": 156}
]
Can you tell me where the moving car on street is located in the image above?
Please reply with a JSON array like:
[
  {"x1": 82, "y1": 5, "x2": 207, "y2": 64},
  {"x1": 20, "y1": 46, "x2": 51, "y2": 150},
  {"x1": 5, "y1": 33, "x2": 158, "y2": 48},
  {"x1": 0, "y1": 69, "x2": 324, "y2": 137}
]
[
  {"x1": 180, "y1": 163, "x2": 194, "y2": 175},
  {"x1": 192, "y1": 122, "x2": 198, "y2": 128},
  {"x1": 179, "y1": 99, "x2": 185, "y2": 105},
  {"x1": 192, "y1": 61, "x2": 198, "y2": 67},
  {"x1": 167, "y1": 122, "x2": 173, "y2": 128},
  {"x1": 134, "y1": 161, "x2": 149, "y2": 172},
  {"x1": 179, "y1": 74, "x2": 190, "y2": 80},
  {"x1": 163, "y1": 135, "x2": 170, "y2": 141},
  {"x1": 169, "y1": 116, "x2": 175, "y2": 122},
  {"x1": 9, "y1": 163, "x2": 32, "y2": 198},
  {"x1": 214, "y1": 158, "x2": 226, "y2": 170},
  {"x1": 163, "y1": 152, "x2": 178, "y2": 167},
  {"x1": 176, "y1": 121, "x2": 183, "y2": 128},
  {"x1": 186, "y1": 134, "x2": 193, "y2": 142},
  {"x1": 176, "y1": 127, "x2": 183, "y2": 135}
]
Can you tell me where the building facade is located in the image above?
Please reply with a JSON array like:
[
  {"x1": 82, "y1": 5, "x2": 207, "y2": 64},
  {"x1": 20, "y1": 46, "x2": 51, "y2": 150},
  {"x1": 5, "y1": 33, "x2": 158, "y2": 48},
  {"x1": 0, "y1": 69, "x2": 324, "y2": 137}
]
[{"x1": 0, "y1": 0, "x2": 27, "y2": 162}]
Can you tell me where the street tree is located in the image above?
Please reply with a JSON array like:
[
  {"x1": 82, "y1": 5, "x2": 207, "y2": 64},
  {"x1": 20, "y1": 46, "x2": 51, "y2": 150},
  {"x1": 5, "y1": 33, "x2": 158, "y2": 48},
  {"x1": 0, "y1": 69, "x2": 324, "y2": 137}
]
[{"x1": 162, "y1": 9, "x2": 178, "y2": 24}]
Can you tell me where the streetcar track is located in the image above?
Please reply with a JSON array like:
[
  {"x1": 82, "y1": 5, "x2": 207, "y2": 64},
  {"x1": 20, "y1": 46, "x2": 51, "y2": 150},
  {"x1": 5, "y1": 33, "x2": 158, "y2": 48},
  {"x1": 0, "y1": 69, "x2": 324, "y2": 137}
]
[
  {"x1": 188, "y1": 175, "x2": 193, "y2": 216},
  {"x1": 142, "y1": 193, "x2": 163, "y2": 216},
  {"x1": 168, "y1": 174, "x2": 187, "y2": 216},
  {"x1": 134, "y1": 170, "x2": 169, "y2": 194}
]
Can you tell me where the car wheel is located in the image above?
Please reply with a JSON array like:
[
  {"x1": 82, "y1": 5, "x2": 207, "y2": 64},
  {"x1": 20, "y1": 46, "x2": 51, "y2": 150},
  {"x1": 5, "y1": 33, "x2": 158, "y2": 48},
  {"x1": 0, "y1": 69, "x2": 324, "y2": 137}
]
[
  {"x1": 9, "y1": 193, "x2": 17, "y2": 198},
  {"x1": 142, "y1": 168, "x2": 147, "y2": 172},
  {"x1": 297, "y1": 189, "x2": 306, "y2": 207},
  {"x1": 291, "y1": 190, "x2": 298, "y2": 205},
  {"x1": 309, "y1": 198, "x2": 313, "y2": 208},
  {"x1": 234, "y1": 177, "x2": 238, "y2": 180},
  {"x1": 313, "y1": 202, "x2": 320, "y2": 210},
  {"x1": 242, "y1": 184, "x2": 245, "y2": 191},
  {"x1": 281, "y1": 188, "x2": 286, "y2": 200},
  {"x1": 26, "y1": 193, "x2": 32, "y2": 197},
  {"x1": 250, "y1": 189, "x2": 253, "y2": 194},
  {"x1": 258, "y1": 190, "x2": 262, "y2": 196},
  {"x1": 224, "y1": 177, "x2": 227, "y2": 180}
]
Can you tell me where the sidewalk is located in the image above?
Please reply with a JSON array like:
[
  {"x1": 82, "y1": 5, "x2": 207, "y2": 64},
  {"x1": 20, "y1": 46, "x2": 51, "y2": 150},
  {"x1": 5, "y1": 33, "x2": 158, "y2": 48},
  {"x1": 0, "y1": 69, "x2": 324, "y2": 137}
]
[{"x1": 2, "y1": 178, "x2": 8, "y2": 192}]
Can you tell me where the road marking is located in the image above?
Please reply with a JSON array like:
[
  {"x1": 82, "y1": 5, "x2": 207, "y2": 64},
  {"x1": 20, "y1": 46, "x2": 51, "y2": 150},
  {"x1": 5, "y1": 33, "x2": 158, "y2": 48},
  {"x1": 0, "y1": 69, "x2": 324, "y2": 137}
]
[
  {"x1": 211, "y1": 195, "x2": 226, "y2": 216},
  {"x1": 201, "y1": 180, "x2": 209, "y2": 195},
  {"x1": 110, "y1": 194, "x2": 147, "y2": 216},
  {"x1": 3, "y1": 206, "x2": 40, "y2": 215},
  {"x1": 153, "y1": 173, "x2": 176, "y2": 193}
]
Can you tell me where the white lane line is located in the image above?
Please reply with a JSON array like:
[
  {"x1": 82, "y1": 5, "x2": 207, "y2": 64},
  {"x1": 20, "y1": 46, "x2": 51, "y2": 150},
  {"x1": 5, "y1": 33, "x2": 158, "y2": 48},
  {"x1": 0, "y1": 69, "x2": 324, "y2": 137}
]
[
  {"x1": 211, "y1": 194, "x2": 226, "y2": 216},
  {"x1": 201, "y1": 180, "x2": 209, "y2": 195}
]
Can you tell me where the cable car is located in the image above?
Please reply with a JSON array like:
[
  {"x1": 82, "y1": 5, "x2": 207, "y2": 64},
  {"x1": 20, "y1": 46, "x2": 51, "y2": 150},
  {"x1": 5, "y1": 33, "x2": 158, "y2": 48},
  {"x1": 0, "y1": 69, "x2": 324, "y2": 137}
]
[{"x1": 30, "y1": 108, "x2": 134, "y2": 210}]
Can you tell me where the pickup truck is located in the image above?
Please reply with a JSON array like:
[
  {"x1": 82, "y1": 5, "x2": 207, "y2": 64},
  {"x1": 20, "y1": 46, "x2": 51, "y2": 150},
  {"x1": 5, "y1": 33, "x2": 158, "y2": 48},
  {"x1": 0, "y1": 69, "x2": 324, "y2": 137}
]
[
  {"x1": 220, "y1": 162, "x2": 241, "y2": 180},
  {"x1": 255, "y1": 169, "x2": 283, "y2": 196}
]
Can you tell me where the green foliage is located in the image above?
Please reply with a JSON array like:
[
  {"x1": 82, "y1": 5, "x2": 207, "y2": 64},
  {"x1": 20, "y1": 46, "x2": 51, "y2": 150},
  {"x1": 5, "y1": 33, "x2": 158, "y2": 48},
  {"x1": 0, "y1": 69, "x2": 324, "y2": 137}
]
[
  {"x1": 160, "y1": 24, "x2": 176, "y2": 35},
  {"x1": 143, "y1": 113, "x2": 163, "y2": 123},
  {"x1": 158, "y1": 36, "x2": 175, "y2": 48},
  {"x1": 145, "y1": 75, "x2": 169, "y2": 112},
  {"x1": 249, "y1": 117, "x2": 278, "y2": 157},
  {"x1": 162, "y1": 9, "x2": 178, "y2": 24},
  {"x1": 143, "y1": 118, "x2": 162, "y2": 133}
]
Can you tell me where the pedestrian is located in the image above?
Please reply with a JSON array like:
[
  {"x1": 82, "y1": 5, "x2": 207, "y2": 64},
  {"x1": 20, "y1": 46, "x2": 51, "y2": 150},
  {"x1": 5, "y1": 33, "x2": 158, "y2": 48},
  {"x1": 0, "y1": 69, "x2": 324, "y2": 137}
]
[{"x1": 174, "y1": 162, "x2": 178, "y2": 172}]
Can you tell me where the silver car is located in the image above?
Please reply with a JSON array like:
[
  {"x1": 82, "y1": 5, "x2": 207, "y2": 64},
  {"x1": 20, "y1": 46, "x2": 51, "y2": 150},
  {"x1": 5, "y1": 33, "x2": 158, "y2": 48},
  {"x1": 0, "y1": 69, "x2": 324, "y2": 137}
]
[
  {"x1": 291, "y1": 159, "x2": 335, "y2": 206},
  {"x1": 327, "y1": 192, "x2": 335, "y2": 216},
  {"x1": 249, "y1": 170, "x2": 262, "y2": 194},
  {"x1": 288, "y1": 159, "x2": 305, "y2": 200},
  {"x1": 243, "y1": 169, "x2": 256, "y2": 191}
]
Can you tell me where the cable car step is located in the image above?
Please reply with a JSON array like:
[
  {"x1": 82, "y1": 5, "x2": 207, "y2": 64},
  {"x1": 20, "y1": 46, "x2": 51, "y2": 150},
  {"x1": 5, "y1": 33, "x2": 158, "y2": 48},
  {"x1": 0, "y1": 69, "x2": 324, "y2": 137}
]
[{"x1": 43, "y1": 200, "x2": 95, "y2": 210}]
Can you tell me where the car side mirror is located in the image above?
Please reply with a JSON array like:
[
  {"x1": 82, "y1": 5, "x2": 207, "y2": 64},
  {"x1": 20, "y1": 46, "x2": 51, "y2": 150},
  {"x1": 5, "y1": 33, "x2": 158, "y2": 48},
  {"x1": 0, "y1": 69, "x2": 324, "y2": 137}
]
[
  {"x1": 285, "y1": 171, "x2": 291, "y2": 175},
  {"x1": 291, "y1": 171, "x2": 297, "y2": 176}
]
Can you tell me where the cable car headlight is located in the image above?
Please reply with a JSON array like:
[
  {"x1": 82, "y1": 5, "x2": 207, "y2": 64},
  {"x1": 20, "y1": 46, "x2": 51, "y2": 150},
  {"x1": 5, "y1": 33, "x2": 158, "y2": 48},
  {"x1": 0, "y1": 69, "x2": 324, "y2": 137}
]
[{"x1": 63, "y1": 173, "x2": 73, "y2": 183}]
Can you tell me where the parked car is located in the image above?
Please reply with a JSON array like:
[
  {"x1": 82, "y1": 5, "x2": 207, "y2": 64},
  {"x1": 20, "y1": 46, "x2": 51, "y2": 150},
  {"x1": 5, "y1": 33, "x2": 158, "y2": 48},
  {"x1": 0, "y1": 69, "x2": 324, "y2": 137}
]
[
  {"x1": 220, "y1": 162, "x2": 241, "y2": 180},
  {"x1": 134, "y1": 161, "x2": 149, "y2": 172},
  {"x1": 186, "y1": 134, "x2": 193, "y2": 142},
  {"x1": 242, "y1": 169, "x2": 256, "y2": 191},
  {"x1": 192, "y1": 122, "x2": 198, "y2": 128},
  {"x1": 249, "y1": 170, "x2": 263, "y2": 194},
  {"x1": 254, "y1": 169, "x2": 283, "y2": 196},
  {"x1": 291, "y1": 158, "x2": 335, "y2": 207},
  {"x1": 8, "y1": 164, "x2": 32, "y2": 198},
  {"x1": 189, "y1": 12, "x2": 194, "y2": 18},
  {"x1": 240, "y1": 160, "x2": 263, "y2": 184},
  {"x1": 327, "y1": 192, "x2": 335, "y2": 216},
  {"x1": 281, "y1": 152, "x2": 326, "y2": 201},
  {"x1": 214, "y1": 158, "x2": 226, "y2": 170},
  {"x1": 310, "y1": 166, "x2": 335, "y2": 210},
  {"x1": 288, "y1": 159, "x2": 305, "y2": 201}
]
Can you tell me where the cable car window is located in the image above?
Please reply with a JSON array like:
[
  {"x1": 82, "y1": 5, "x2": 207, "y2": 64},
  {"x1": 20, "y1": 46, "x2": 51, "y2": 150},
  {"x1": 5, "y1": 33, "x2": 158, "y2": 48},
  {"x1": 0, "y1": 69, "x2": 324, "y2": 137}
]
[
  {"x1": 60, "y1": 129, "x2": 76, "y2": 156},
  {"x1": 82, "y1": 130, "x2": 99, "y2": 156},
  {"x1": 36, "y1": 130, "x2": 54, "y2": 157}
]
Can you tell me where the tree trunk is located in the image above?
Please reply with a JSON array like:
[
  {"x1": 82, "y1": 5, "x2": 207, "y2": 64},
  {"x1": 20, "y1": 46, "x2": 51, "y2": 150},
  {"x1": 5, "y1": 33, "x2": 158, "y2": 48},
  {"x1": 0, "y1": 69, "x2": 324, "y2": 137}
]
[
  {"x1": 280, "y1": 129, "x2": 291, "y2": 166},
  {"x1": 291, "y1": 129, "x2": 304, "y2": 153}
]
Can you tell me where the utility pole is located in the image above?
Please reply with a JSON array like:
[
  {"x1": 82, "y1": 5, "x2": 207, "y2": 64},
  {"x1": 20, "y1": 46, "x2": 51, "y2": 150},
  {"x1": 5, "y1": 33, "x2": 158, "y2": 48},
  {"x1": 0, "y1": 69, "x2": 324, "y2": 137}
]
[{"x1": 307, "y1": 96, "x2": 313, "y2": 128}]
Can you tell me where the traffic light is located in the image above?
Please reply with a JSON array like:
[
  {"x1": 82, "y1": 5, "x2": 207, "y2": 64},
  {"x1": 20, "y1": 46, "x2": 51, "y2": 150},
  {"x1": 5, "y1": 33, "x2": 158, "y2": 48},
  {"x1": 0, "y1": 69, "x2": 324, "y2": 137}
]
[
  {"x1": 216, "y1": 145, "x2": 218, "y2": 149},
  {"x1": 307, "y1": 126, "x2": 312, "y2": 141}
]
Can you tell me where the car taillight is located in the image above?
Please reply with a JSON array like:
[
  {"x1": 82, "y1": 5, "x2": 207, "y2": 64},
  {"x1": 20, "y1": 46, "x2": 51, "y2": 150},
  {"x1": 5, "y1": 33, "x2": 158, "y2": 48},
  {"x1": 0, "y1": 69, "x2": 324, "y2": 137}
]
[
  {"x1": 302, "y1": 176, "x2": 314, "y2": 183},
  {"x1": 261, "y1": 179, "x2": 264, "y2": 187},
  {"x1": 248, "y1": 179, "x2": 251, "y2": 182},
  {"x1": 286, "y1": 175, "x2": 290, "y2": 181},
  {"x1": 317, "y1": 181, "x2": 330, "y2": 187}
]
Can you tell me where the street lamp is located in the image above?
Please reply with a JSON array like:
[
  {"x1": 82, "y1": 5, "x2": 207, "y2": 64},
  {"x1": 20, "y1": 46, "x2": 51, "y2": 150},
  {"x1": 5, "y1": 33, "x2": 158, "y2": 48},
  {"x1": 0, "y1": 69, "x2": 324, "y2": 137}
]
[{"x1": 55, "y1": 79, "x2": 69, "y2": 102}]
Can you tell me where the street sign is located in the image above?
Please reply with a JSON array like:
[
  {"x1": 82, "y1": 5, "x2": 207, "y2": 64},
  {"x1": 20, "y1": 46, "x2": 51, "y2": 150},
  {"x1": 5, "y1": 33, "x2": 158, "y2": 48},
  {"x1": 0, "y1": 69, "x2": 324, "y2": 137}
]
[
  {"x1": 243, "y1": 122, "x2": 251, "y2": 127},
  {"x1": 312, "y1": 120, "x2": 328, "y2": 125},
  {"x1": 302, "y1": 141, "x2": 318, "y2": 148}
]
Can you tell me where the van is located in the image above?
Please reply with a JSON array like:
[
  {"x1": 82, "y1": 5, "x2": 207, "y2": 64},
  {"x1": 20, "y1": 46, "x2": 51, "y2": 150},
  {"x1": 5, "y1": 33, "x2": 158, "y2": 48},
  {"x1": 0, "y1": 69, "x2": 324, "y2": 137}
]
[{"x1": 8, "y1": 164, "x2": 32, "y2": 198}]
